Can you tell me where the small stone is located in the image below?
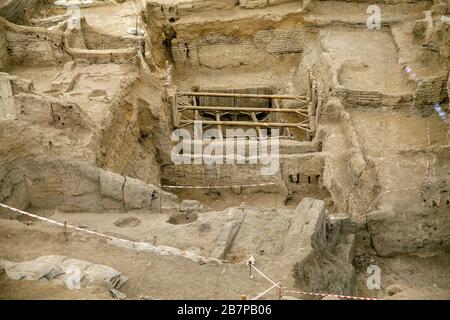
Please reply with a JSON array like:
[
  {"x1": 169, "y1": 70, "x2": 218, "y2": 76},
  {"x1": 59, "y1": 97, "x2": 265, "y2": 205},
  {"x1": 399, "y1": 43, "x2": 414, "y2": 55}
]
[
  {"x1": 180, "y1": 200, "x2": 200, "y2": 213},
  {"x1": 387, "y1": 284, "x2": 409, "y2": 296},
  {"x1": 110, "y1": 288, "x2": 126, "y2": 300},
  {"x1": 322, "y1": 295, "x2": 340, "y2": 300}
]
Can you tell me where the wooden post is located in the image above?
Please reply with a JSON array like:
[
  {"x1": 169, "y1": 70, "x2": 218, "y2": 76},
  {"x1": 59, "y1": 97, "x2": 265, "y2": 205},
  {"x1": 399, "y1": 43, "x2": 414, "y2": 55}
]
[
  {"x1": 277, "y1": 286, "x2": 283, "y2": 300},
  {"x1": 50, "y1": 103, "x2": 57, "y2": 128},
  {"x1": 250, "y1": 112, "x2": 262, "y2": 137},
  {"x1": 216, "y1": 112, "x2": 223, "y2": 139},
  {"x1": 172, "y1": 88, "x2": 179, "y2": 127},
  {"x1": 64, "y1": 220, "x2": 68, "y2": 241}
]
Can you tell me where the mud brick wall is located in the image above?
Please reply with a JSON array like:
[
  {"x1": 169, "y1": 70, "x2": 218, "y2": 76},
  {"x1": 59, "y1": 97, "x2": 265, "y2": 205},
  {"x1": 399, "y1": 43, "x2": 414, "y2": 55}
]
[
  {"x1": 285, "y1": 198, "x2": 355, "y2": 295},
  {"x1": 196, "y1": 87, "x2": 272, "y2": 108},
  {"x1": 280, "y1": 153, "x2": 325, "y2": 179},
  {"x1": 336, "y1": 88, "x2": 414, "y2": 108},
  {"x1": 0, "y1": 154, "x2": 29, "y2": 213},
  {"x1": 19, "y1": 160, "x2": 178, "y2": 212},
  {"x1": 162, "y1": 161, "x2": 280, "y2": 187},
  {"x1": 0, "y1": 74, "x2": 15, "y2": 120},
  {"x1": 14, "y1": 93, "x2": 93, "y2": 130},
  {"x1": 172, "y1": 28, "x2": 304, "y2": 67},
  {"x1": 71, "y1": 18, "x2": 138, "y2": 50},
  {"x1": 0, "y1": 17, "x2": 69, "y2": 66},
  {"x1": 161, "y1": 151, "x2": 324, "y2": 189},
  {"x1": 413, "y1": 74, "x2": 448, "y2": 114},
  {"x1": 97, "y1": 100, "x2": 161, "y2": 187},
  {"x1": 335, "y1": 88, "x2": 383, "y2": 108},
  {"x1": 149, "y1": 0, "x2": 305, "y2": 18},
  {"x1": 0, "y1": 23, "x2": 8, "y2": 71}
]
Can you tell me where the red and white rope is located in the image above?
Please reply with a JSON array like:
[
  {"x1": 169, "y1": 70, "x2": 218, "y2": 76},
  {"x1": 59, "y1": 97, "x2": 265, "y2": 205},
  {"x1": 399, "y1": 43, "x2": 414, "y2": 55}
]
[
  {"x1": 283, "y1": 290, "x2": 383, "y2": 301},
  {"x1": 0, "y1": 203, "x2": 224, "y2": 264},
  {"x1": 250, "y1": 261, "x2": 383, "y2": 301},
  {"x1": 252, "y1": 282, "x2": 280, "y2": 300},
  {"x1": 0, "y1": 202, "x2": 383, "y2": 300}
]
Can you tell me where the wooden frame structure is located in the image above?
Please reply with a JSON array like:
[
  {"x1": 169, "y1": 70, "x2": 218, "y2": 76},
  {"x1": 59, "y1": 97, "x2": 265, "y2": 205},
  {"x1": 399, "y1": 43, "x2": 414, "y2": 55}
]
[{"x1": 170, "y1": 68, "x2": 320, "y2": 139}]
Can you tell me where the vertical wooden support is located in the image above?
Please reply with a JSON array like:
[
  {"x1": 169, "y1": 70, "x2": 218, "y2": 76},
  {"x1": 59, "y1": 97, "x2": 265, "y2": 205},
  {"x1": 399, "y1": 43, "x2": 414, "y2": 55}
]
[
  {"x1": 50, "y1": 103, "x2": 57, "y2": 128},
  {"x1": 273, "y1": 99, "x2": 280, "y2": 123},
  {"x1": 172, "y1": 88, "x2": 179, "y2": 127},
  {"x1": 216, "y1": 112, "x2": 223, "y2": 140},
  {"x1": 309, "y1": 81, "x2": 317, "y2": 138},
  {"x1": 250, "y1": 112, "x2": 262, "y2": 138}
]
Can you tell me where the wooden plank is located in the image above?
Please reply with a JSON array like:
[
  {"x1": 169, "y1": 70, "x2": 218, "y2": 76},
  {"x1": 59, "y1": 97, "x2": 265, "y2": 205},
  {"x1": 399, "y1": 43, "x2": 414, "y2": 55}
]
[
  {"x1": 179, "y1": 120, "x2": 311, "y2": 132},
  {"x1": 180, "y1": 91, "x2": 307, "y2": 101},
  {"x1": 178, "y1": 106, "x2": 308, "y2": 113}
]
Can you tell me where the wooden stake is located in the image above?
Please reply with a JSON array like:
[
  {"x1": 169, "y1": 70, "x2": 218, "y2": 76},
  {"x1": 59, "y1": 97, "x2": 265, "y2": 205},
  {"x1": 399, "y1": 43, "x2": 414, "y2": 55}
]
[
  {"x1": 50, "y1": 103, "x2": 57, "y2": 128},
  {"x1": 64, "y1": 220, "x2": 68, "y2": 241}
]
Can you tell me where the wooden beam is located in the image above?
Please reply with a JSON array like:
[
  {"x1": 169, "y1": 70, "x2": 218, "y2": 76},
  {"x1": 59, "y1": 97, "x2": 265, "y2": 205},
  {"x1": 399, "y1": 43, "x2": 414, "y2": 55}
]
[
  {"x1": 193, "y1": 96, "x2": 200, "y2": 121},
  {"x1": 179, "y1": 120, "x2": 311, "y2": 132},
  {"x1": 178, "y1": 106, "x2": 308, "y2": 114},
  {"x1": 216, "y1": 112, "x2": 223, "y2": 139},
  {"x1": 273, "y1": 99, "x2": 280, "y2": 123},
  {"x1": 179, "y1": 91, "x2": 307, "y2": 101},
  {"x1": 250, "y1": 112, "x2": 262, "y2": 137}
]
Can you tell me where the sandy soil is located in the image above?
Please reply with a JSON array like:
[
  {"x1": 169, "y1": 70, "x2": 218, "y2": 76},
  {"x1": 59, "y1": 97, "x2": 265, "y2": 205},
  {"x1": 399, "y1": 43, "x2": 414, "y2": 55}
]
[
  {"x1": 321, "y1": 27, "x2": 414, "y2": 94},
  {"x1": 0, "y1": 218, "x2": 286, "y2": 300}
]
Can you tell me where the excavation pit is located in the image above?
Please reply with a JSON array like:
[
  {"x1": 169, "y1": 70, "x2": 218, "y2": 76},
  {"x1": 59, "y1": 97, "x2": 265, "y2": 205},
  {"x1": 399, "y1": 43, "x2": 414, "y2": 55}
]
[
  {"x1": 167, "y1": 212, "x2": 199, "y2": 225},
  {"x1": 0, "y1": 0, "x2": 449, "y2": 301},
  {"x1": 113, "y1": 217, "x2": 142, "y2": 228}
]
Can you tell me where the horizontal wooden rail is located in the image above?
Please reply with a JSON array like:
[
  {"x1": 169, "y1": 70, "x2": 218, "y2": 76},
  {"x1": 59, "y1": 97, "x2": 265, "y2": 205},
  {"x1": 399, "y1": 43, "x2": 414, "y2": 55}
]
[
  {"x1": 179, "y1": 120, "x2": 311, "y2": 132},
  {"x1": 179, "y1": 91, "x2": 307, "y2": 101},
  {"x1": 178, "y1": 106, "x2": 308, "y2": 113}
]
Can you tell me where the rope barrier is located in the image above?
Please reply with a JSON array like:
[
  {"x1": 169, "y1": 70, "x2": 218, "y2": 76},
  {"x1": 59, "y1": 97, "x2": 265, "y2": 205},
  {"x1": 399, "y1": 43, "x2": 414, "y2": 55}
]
[
  {"x1": 0, "y1": 203, "x2": 227, "y2": 265},
  {"x1": 0, "y1": 203, "x2": 382, "y2": 300},
  {"x1": 249, "y1": 259, "x2": 382, "y2": 301},
  {"x1": 250, "y1": 264, "x2": 282, "y2": 289},
  {"x1": 252, "y1": 282, "x2": 280, "y2": 300},
  {"x1": 283, "y1": 290, "x2": 383, "y2": 301}
]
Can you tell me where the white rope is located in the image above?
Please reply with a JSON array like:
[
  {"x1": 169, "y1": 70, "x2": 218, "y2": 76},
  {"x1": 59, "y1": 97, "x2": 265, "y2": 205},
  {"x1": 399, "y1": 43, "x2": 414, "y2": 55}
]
[
  {"x1": 252, "y1": 282, "x2": 280, "y2": 300},
  {"x1": 250, "y1": 264, "x2": 282, "y2": 288},
  {"x1": 283, "y1": 290, "x2": 383, "y2": 301},
  {"x1": 249, "y1": 259, "x2": 382, "y2": 301},
  {"x1": 0, "y1": 203, "x2": 225, "y2": 265}
]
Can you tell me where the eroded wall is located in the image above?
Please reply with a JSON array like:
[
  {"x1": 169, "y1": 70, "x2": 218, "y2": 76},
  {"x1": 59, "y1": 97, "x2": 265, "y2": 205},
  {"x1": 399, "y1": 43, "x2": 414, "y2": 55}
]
[
  {"x1": 0, "y1": 21, "x2": 8, "y2": 70},
  {"x1": 0, "y1": 17, "x2": 69, "y2": 66}
]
